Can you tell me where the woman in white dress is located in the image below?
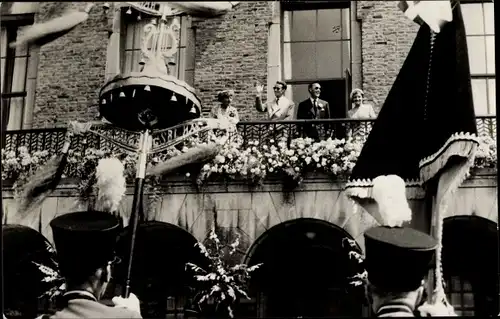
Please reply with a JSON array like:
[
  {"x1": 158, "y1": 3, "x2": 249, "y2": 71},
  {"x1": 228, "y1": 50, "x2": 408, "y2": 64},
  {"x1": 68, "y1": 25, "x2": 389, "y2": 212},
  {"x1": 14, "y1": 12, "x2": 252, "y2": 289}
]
[
  {"x1": 347, "y1": 89, "x2": 376, "y2": 140},
  {"x1": 210, "y1": 89, "x2": 240, "y2": 125}
]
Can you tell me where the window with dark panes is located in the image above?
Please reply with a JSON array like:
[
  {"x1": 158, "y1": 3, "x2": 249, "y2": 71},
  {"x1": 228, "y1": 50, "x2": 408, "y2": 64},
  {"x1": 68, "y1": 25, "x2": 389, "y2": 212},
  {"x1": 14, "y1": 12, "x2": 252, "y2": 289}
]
[
  {"x1": 1, "y1": 14, "x2": 39, "y2": 130},
  {"x1": 121, "y1": 11, "x2": 195, "y2": 86},
  {"x1": 281, "y1": 1, "x2": 352, "y2": 119},
  {"x1": 461, "y1": 1, "x2": 495, "y2": 115},
  {"x1": 445, "y1": 276, "x2": 475, "y2": 316}
]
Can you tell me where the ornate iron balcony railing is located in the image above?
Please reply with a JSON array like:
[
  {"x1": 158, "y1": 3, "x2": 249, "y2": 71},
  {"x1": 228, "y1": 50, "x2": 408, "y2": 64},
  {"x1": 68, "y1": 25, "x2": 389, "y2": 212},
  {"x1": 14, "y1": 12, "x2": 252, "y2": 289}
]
[{"x1": 2, "y1": 116, "x2": 496, "y2": 155}]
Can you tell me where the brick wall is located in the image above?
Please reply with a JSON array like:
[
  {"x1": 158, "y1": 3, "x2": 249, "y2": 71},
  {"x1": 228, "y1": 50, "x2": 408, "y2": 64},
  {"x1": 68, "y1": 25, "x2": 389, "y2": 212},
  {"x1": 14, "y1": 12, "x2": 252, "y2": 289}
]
[
  {"x1": 192, "y1": 1, "x2": 273, "y2": 120},
  {"x1": 357, "y1": 1, "x2": 419, "y2": 112},
  {"x1": 28, "y1": 1, "x2": 421, "y2": 126},
  {"x1": 32, "y1": 2, "x2": 110, "y2": 128}
]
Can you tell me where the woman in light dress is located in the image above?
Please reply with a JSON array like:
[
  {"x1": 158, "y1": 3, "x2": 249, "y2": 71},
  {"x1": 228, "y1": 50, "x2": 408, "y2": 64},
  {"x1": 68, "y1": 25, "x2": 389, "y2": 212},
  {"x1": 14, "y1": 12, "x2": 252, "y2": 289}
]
[
  {"x1": 210, "y1": 89, "x2": 240, "y2": 125},
  {"x1": 347, "y1": 89, "x2": 376, "y2": 140},
  {"x1": 209, "y1": 89, "x2": 241, "y2": 142}
]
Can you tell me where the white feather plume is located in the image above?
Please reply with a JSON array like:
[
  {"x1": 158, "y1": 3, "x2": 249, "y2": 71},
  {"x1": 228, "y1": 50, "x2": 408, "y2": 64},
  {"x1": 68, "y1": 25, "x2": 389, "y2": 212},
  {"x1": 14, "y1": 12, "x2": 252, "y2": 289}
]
[
  {"x1": 95, "y1": 157, "x2": 126, "y2": 213},
  {"x1": 372, "y1": 175, "x2": 412, "y2": 227}
]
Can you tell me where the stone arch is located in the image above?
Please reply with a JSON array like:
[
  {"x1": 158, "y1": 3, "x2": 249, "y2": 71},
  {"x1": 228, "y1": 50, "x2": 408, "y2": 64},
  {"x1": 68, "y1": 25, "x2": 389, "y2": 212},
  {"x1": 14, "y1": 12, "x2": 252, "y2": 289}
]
[
  {"x1": 243, "y1": 217, "x2": 367, "y2": 318},
  {"x1": 113, "y1": 221, "x2": 205, "y2": 317},
  {"x1": 243, "y1": 217, "x2": 362, "y2": 265},
  {"x1": 442, "y1": 215, "x2": 498, "y2": 316},
  {"x1": 157, "y1": 191, "x2": 379, "y2": 255},
  {"x1": 445, "y1": 185, "x2": 498, "y2": 224}
]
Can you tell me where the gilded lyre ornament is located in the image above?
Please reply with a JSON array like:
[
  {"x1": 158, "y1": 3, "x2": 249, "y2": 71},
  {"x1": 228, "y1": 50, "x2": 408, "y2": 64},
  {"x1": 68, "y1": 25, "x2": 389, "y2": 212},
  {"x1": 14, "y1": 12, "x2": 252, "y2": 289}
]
[{"x1": 141, "y1": 3, "x2": 181, "y2": 76}]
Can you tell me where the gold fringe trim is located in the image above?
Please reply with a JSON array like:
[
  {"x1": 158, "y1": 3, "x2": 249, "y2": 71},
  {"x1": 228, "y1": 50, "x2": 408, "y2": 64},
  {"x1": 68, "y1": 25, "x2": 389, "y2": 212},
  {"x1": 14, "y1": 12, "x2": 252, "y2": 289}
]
[
  {"x1": 430, "y1": 145, "x2": 477, "y2": 305},
  {"x1": 345, "y1": 178, "x2": 425, "y2": 200},
  {"x1": 419, "y1": 132, "x2": 479, "y2": 183}
]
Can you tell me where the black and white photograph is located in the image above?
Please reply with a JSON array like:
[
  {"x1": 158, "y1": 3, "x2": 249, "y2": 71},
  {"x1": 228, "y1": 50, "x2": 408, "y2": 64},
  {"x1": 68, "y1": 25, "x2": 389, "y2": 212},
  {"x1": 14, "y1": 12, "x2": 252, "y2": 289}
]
[{"x1": 1, "y1": 1, "x2": 498, "y2": 318}]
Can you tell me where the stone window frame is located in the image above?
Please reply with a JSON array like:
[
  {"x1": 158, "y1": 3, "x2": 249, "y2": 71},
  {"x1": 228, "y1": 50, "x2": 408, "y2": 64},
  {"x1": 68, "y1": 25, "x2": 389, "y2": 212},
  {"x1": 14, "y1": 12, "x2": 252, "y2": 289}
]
[
  {"x1": 1, "y1": 11, "x2": 40, "y2": 130},
  {"x1": 266, "y1": 1, "x2": 361, "y2": 111},
  {"x1": 113, "y1": 7, "x2": 196, "y2": 86},
  {"x1": 461, "y1": 0, "x2": 495, "y2": 115}
]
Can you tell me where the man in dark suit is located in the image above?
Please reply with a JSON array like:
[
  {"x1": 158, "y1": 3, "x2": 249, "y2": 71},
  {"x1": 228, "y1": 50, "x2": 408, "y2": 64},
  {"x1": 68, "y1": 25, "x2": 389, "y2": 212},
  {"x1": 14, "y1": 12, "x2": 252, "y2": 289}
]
[
  {"x1": 37, "y1": 211, "x2": 142, "y2": 319},
  {"x1": 296, "y1": 82, "x2": 331, "y2": 140},
  {"x1": 364, "y1": 226, "x2": 439, "y2": 317}
]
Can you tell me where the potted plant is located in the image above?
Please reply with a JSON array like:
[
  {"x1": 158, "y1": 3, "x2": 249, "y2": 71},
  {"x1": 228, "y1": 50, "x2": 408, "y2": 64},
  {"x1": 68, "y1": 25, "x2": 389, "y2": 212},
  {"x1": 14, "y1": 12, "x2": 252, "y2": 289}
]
[{"x1": 186, "y1": 226, "x2": 262, "y2": 318}]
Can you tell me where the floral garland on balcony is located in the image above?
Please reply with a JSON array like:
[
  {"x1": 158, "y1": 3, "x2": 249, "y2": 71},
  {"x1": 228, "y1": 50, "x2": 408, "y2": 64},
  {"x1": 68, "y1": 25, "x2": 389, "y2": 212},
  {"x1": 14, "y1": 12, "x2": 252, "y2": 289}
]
[{"x1": 2, "y1": 134, "x2": 497, "y2": 213}]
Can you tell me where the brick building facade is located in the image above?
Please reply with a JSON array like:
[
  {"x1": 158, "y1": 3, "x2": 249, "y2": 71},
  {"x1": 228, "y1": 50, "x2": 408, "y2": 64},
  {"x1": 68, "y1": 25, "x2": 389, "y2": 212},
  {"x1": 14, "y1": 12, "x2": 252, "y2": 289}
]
[
  {"x1": 1, "y1": 1, "x2": 425, "y2": 129},
  {"x1": 2, "y1": 1, "x2": 493, "y2": 129}
]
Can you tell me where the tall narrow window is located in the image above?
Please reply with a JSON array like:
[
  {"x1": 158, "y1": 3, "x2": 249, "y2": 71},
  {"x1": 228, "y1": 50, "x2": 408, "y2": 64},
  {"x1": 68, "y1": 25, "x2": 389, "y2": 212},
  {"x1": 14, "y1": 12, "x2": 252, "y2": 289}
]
[
  {"x1": 121, "y1": 11, "x2": 195, "y2": 86},
  {"x1": 462, "y1": 1, "x2": 495, "y2": 115},
  {"x1": 1, "y1": 14, "x2": 39, "y2": 130},
  {"x1": 281, "y1": 1, "x2": 351, "y2": 119}
]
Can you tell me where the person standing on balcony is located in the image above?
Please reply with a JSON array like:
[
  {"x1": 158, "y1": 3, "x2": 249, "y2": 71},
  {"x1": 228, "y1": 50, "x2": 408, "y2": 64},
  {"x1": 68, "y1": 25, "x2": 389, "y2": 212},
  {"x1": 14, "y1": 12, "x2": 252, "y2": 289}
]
[
  {"x1": 297, "y1": 83, "x2": 331, "y2": 120},
  {"x1": 296, "y1": 82, "x2": 331, "y2": 140},
  {"x1": 348, "y1": 89, "x2": 377, "y2": 119},
  {"x1": 210, "y1": 90, "x2": 240, "y2": 125},
  {"x1": 255, "y1": 81, "x2": 295, "y2": 143},
  {"x1": 255, "y1": 81, "x2": 295, "y2": 121},
  {"x1": 347, "y1": 89, "x2": 377, "y2": 141}
]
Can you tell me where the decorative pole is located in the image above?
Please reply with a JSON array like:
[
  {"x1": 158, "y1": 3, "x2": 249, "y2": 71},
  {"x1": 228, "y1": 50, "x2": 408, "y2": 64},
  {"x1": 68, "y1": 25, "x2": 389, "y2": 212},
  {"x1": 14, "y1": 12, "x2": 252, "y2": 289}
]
[{"x1": 123, "y1": 128, "x2": 150, "y2": 297}]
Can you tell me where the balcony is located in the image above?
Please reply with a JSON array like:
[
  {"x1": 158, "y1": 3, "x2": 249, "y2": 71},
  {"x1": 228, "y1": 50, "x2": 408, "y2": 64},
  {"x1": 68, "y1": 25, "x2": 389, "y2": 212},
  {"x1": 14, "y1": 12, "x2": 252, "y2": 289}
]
[{"x1": 2, "y1": 116, "x2": 496, "y2": 156}]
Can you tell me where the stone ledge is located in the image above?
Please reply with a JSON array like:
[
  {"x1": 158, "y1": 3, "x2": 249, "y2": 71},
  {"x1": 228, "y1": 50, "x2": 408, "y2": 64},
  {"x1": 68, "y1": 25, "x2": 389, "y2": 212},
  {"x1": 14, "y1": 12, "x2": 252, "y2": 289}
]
[{"x1": 2, "y1": 168, "x2": 496, "y2": 198}]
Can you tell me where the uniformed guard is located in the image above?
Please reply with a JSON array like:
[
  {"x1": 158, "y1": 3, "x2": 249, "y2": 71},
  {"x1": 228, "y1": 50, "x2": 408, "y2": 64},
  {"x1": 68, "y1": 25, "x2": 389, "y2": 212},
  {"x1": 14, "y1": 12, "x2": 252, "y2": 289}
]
[
  {"x1": 364, "y1": 226, "x2": 438, "y2": 317},
  {"x1": 3, "y1": 224, "x2": 60, "y2": 319},
  {"x1": 37, "y1": 210, "x2": 142, "y2": 319}
]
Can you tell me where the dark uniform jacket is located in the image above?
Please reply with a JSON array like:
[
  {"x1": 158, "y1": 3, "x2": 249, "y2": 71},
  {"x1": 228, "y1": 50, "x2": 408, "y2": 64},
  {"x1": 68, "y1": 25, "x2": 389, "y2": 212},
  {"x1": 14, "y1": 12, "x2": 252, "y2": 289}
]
[{"x1": 36, "y1": 291, "x2": 142, "y2": 319}]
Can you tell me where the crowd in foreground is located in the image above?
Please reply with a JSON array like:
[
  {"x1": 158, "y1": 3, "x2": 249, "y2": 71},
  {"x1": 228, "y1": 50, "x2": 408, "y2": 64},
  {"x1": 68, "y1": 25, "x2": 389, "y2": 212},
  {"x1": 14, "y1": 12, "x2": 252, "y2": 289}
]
[{"x1": 3, "y1": 208, "x2": 456, "y2": 319}]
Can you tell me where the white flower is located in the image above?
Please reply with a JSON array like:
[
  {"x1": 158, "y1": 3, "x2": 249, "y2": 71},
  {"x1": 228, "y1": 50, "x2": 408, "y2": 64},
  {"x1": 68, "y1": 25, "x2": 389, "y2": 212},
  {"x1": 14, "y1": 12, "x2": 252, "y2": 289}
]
[{"x1": 215, "y1": 155, "x2": 225, "y2": 164}]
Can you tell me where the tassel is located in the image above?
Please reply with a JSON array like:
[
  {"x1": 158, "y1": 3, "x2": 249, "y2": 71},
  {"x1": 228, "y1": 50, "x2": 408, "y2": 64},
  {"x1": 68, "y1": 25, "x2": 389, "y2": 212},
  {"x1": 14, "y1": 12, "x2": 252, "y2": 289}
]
[
  {"x1": 371, "y1": 175, "x2": 413, "y2": 227},
  {"x1": 16, "y1": 137, "x2": 71, "y2": 218},
  {"x1": 147, "y1": 143, "x2": 221, "y2": 177},
  {"x1": 16, "y1": 121, "x2": 92, "y2": 220},
  {"x1": 9, "y1": 3, "x2": 95, "y2": 48}
]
